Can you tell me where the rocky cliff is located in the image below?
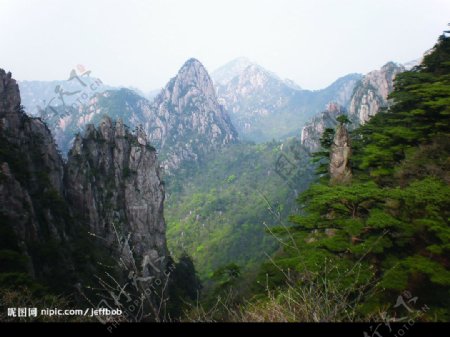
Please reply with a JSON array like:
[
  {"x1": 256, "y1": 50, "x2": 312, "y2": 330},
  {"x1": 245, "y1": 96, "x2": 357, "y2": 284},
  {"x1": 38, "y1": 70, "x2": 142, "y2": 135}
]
[
  {"x1": 301, "y1": 62, "x2": 405, "y2": 152},
  {"x1": 66, "y1": 116, "x2": 167, "y2": 276},
  {"x1": 0, "y1": 69, "x2": 75, "y2": 288},
  {"x1": 329, "y1": 121, "x2": 352, "y2": 185},
  {"x1": 300, "y1": 103, "x2": 345, "y2": 152},
  {"x1": 348, "y1": 62, "x2": 405, "y2": 124},
  {"x1": 147, "y1": 58, "x2": 238, "y2": 171},
  {"x1": 0, "y1": 68, "x2": 168, "y2": 296}
]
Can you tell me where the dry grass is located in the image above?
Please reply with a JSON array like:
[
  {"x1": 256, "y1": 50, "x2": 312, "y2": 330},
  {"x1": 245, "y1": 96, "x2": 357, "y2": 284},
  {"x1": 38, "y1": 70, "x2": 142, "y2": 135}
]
[{"x1": 181, "y1": 261, "x2": 380, "y2": 322}]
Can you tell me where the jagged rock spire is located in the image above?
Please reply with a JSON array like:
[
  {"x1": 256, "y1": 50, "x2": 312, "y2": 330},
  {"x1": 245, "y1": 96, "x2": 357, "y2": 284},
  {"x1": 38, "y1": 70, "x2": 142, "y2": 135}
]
[
  {"x1": 147, "y1": 58, "x2": 238, "y2": 171},
  {"x1": 329, "y1": 121, "x2": 352, "y2": 184}
]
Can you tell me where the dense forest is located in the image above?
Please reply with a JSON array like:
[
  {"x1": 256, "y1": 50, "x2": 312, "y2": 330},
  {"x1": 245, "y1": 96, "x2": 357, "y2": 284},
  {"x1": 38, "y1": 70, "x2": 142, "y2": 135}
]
[{"x1": 170, "y1": 32, "x2": 450, "y2": 321}]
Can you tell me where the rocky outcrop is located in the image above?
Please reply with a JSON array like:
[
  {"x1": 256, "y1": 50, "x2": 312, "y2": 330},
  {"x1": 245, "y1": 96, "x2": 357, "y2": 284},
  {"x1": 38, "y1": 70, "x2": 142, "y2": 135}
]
[
  {"x1": 0, "y1": 69, "x2": 79, "y2": 291},
  {"x1": 0, "y1": 69, "x2": 168, "y2": 293},
  {"x1": 301, "y1": 62, "x2": 405, "y2": 154},
  {"x1": 0, "y1": 69, "x2": 66, "y2": 244},
  {"x1": 301, "y1": 103, "x2": 345, "y2": 152},
  {"x1": 329, "y1": 122, "x2": 352, "y2": 184},
  {"x1": 40, "y1": 88, "x2": 153, "y2": 156},
  {"x1": 65, "y1": 116, "x2": 167, "y2": 277},
  {"x1": 348, "y1": 62, "x2": 405, "y2": 124},
  {"x1": 146, "y1": 58, "x2": 238, "y2": 171}
]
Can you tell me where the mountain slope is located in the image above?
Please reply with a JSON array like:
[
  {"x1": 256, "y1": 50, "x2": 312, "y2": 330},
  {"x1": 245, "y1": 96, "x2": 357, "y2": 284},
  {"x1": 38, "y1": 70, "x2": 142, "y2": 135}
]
[
  {"x1": 348, "y1": 61, "x2": 405, "y2": 124},
  {"x1": 37, "y1": 88, "x2": 150, "y2": 155},
  {"x1": 212, "y1": 58, "x2": 361, "y2": 142},
  {"x1": 300, "y1": 62, "x2": 406, "y2": 152},
  {"x1": 0, "y1": 69, "x2": 169, "y2": 313},
  {"x1": 165, "y1": 138, "x2": 315, "y2": 279},
  {"x1": 31, "y1": 59, "x2": 238, "y2": 173},
  {"x1": 146, "y1": 58, "x2": 238, "y2": 171},
  {"x1": 18, "y1": 76, "x2": 115, "y2": 116},
  {"x1": 257, "y1": 34, "x2": 450, "y2": 321}
]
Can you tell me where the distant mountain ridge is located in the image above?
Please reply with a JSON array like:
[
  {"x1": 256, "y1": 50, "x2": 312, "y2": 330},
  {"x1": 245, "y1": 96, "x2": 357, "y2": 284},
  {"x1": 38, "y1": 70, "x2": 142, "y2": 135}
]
[
  {"x1": 28, "y1": 59, "x2": 238, "y2": 172},
  {"x1": 18, "y1": 77, "x2": 116, "y2": 116},
  {"x1": 18, "y1": 57, "x2": 392, "y2": 168},
  {"x1": 212, "y1": 58, "x2": 362, "y2": 142}
]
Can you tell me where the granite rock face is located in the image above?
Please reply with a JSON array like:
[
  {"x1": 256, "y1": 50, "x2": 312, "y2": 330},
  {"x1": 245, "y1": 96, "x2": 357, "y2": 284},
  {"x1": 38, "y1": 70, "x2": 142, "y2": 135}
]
[
  {"x1": 0, "y1": 69, "x2": 66, "y2": 245},
  {"x1": 301, "y1": 62, "x2": 405, "y2": 153},
  {"x1": 300, "y1": 103, "x2": 345, "y2": 152},
  {"x1": 0, "y1": 68, "x2": 168, "y2": 288},
  {"x1": 146, "y1": 58, "x2": 238, "y2": 171},
  {"x1": 329, "y1": 122, "x2": 352, "y2": 185},
  {"x1": 1, "y1": 69, "x2": 76, "y2": 288},
  {"x1": 65, "y1": 116, "x2": 167, "y2": 276},
  {"x1": 348, "y1": 62, "x2": 405, "y2": 125}
]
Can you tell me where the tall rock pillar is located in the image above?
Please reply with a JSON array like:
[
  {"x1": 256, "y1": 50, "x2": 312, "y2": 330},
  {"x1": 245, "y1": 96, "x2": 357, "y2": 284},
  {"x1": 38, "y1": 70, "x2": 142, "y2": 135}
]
[{"x1": 329, "y1": 122, "x2": 352, "y2": 184}]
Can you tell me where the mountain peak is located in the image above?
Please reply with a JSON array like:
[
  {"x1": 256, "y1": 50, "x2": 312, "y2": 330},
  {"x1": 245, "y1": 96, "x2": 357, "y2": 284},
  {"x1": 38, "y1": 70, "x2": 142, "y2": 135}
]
[
  {"x1": 214, "y1": 59, "x2": 361, "y2": 142},
  {"x1": 147, "y1": 59, "x2": 238, "y2": 171},
  {"x1": 181, "y1": 57, "x2": 205, "y2": 70},
  {"x1": 170, "y1": 58, "x2": 216, "y2": 104},
  {"x1": 212, "y1": 57, "x2": 255, "y2": 85},
  {"x1": 176, "y1": 58, "x2": 210, "y2": 85},
  {"x1": 0, "y1": 69, "x2": 21, "y2": 115},
  {"x1": 380, "y1": 61, "x2": 402, "y2": 71},
  {"x1": 220, "y1": 57, "x2": 253, "y2": 69}
]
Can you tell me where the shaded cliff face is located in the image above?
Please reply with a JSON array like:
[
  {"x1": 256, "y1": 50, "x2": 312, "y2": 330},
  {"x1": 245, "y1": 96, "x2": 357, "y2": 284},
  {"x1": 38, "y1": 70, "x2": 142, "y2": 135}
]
[
  {"x1": 148, "y1": 58, "x2": 238, "y2": 171},
  {"x1": 0, "y1": 69, "x2": 66, "y2": 244},
  {"x1": 0, "y1": 69, "x2": 76, "y2": 289},
  {"x1": 1, "y1": 68, "x2": 168, "y2": 293},
  {"x1": 348, "y1": 62, "x2": 405, "y2": 124},
  {"x1": 301, "y1": 103, "x2": 345, "y2": 152},
  {"x1": 66, "y1": 116, "x2": 167, "y2": 276}
]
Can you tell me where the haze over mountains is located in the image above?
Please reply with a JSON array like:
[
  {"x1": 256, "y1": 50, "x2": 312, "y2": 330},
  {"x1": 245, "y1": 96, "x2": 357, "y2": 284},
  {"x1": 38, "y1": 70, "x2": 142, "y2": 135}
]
[
  {"x1": 10, "y1": 55, "x2": 409, "y2": 277},
  {"x1": 3, "y1": 25, "x2": 449, "y2": 323},
  {"x1": 17, "y1": 56, "x2": 410, "y2": 163},
  {"x1": 1, "y1": 0, "x2": 448, "y2": 324},
  {"x1": 212, "y1": 57, "x2": 361, "y2": 142}
]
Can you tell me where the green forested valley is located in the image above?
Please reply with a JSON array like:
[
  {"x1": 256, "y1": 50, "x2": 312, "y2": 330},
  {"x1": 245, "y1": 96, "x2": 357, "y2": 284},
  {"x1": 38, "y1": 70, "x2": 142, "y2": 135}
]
[
  {"x1": 165, "y1": 139, "x2": 314, "y2": 280},
  {"x1": 166, "y1": 33, "x2": 450, "y2": 321},
  {"x1": 0, "y1": 8, "x2": 449, "y2": 327}
]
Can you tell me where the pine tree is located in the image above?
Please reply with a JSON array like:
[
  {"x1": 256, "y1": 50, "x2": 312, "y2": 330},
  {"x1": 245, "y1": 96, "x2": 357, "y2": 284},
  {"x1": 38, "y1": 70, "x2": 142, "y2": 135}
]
[{"x1": 267, "y1": 32, "x2": 450, "y2": 320}]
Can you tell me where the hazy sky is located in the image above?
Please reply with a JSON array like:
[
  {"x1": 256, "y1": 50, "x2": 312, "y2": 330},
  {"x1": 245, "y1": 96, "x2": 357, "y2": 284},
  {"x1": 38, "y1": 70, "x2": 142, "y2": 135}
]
[{"x1": 0, "y1": 0, "x2": 448, "y2": 92}]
